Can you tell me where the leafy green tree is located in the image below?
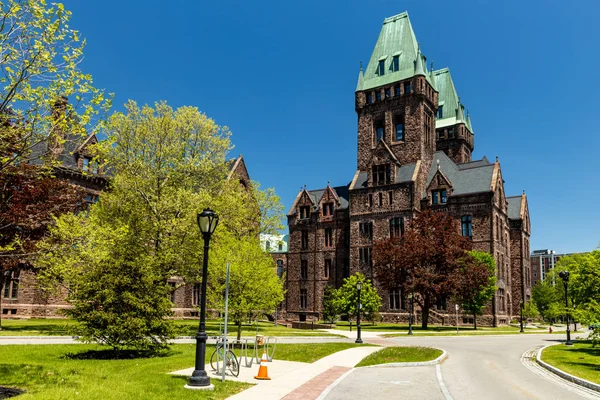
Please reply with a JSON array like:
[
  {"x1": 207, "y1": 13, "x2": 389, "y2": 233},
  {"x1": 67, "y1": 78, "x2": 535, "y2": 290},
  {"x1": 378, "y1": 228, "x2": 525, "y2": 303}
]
[
  {"x1": 334, "y1": 273, "x2": 381, "y2": 324},
  {"x1": 322, "y1": 285, "x2": 339, "y2": 324},
  {"x1": 37, "y1": 101, "x2": 284, "y2": 350},
  {"x1": 0, "y1": 0, "x2": 111, "y2": 171},
  {"x1": 532, "y1": 281, "x2": 561, "y2": 322},
  {"x1": 522, "y1": 300, "x2": 539, "y2": 321},
  {"x1": 455, "y1": 251, "x2": 497, "y2": 329},
  {"x1": 207, "y1": 235, "x2": 284, "y2": 340}
]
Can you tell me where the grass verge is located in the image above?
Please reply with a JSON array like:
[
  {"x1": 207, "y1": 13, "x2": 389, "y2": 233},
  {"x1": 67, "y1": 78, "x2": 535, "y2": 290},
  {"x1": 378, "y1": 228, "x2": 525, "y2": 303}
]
[
  {"x1": 0, "y1": 342, "x2": 363, "y2": 399},
  {"x1": 540, "y1": 341, "x2": 600, "y2": 385},
  {"x1": 355, "y1": 346, "x2": 442, "y2": 367},
  {"x1": 0, "y1": 319, "x2": 340, "y2": 337}
]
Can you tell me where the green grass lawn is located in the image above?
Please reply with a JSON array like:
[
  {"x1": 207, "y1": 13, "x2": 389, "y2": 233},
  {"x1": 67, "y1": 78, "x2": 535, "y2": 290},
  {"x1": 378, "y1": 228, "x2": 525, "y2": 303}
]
[
  {"x1": 540, "y1": 342, "x2": 600, "y2": 385},
  {"x1": 0, "y1": 319, "x2": 340, "y2": 337},
  {"x1": 355, "y1": 346, "x2": 442, "y2": 367},
  {"x1": 0, "y1": 342, "x2": 364, "y2": 399}
]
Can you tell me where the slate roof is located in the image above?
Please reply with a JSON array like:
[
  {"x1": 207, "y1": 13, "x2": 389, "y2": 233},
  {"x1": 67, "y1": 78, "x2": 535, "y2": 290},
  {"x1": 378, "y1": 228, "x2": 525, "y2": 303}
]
[
  {"x1": 425, "y1": 151, "x2": 494, "y2": 197},
  {"x1": 352, "y1": 163, "x2": 417, "y2": 189},
  {"x1": 507, "y1": 196, "x2": 523, "y2": 220},
  {"x1": 28, "y1": 132, "x2": 90, "y2": 169},
  {"x1": 305, "y1": 185, "x2": 350, "y2": 211}
]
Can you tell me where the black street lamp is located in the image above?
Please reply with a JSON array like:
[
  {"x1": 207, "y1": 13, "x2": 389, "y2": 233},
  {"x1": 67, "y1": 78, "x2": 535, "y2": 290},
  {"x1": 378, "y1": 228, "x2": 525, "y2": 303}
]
[
  {"x1": 187, "y1": 208, "x2": 219, "y2": 390},
  {"x1": 355, "y1": 281, "x2": 363, "y2": 344},
  {"x1": 408, "y1": 292, "x2": 414, "y2": 335},
  {"x1": 520, "y1": 300, "x2": 524, "y2": 333},
  {"x1": 558, "y1": 270, "x2": 573, "y2": 346}
]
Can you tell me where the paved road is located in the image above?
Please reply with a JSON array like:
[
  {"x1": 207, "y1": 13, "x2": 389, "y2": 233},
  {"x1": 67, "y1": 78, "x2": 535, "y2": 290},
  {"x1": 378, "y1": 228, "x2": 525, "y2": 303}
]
[{"x1": 326, "y1": 334, "x2": 599, "y2": 400}]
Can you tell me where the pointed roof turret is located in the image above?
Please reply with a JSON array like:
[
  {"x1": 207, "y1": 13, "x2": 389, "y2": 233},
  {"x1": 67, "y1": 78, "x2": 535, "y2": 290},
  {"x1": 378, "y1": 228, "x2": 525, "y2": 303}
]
[
  {"x1": 455, "y1": 101, "x2": 464, "y2": 122},
  {"x1": 356, "y1": 62, "x2": 364, "y2": 92},
  {"x1": 414, "y1": 45, "x2": 426, "y2": 77},
  {"x1": 429, "y1": 62, "x2": 436, "y2": 90},
  {"x1": 361, "y1": 12, "x2": 422, "y2": 91}
]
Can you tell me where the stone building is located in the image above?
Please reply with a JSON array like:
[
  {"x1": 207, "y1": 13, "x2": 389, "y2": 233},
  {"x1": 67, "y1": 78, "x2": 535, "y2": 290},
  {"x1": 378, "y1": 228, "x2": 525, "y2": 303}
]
[{"x1": 285, "y1": 12, "x2": 531, "y2": 326}]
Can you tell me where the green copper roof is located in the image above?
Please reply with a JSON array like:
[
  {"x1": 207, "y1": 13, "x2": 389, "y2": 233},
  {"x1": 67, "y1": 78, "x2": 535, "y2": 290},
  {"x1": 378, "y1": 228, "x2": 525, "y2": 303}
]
[
  {"x1": 358, "y1": 12, "x2": 422, "y2": 91},
  {"x1": 434, "y1": 68, "x2": 473, "y2": 133}
]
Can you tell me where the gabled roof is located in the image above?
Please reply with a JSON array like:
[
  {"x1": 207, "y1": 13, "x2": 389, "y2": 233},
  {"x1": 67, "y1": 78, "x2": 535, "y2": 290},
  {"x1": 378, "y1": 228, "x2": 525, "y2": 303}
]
[
  {"x1": 507, "y1": 194, "x2": 527, "y2": 221},
  {"x1": 424, "y1": 152, "x2": 494, "y2": 197},
  {"x1": 434, "y1": 68, "x2": 473, "y2": 133},
  {"x1": 287, "y1": 184, "x2": 350, "y2": 215},
  {"x1": 358, "y1": 12, "x2": 424, "y2": 92}
]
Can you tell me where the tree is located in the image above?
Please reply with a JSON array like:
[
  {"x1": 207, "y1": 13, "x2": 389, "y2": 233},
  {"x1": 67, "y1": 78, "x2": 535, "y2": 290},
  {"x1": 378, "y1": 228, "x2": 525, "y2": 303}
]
[
  {"x1": 522, "y1": 300, "x2": 539, "y2": 321},
  {"x1": 554, "y1": 250, "x2": 600, "y2": 331},
  {"x1": 322, "y1": 285, "x2": 339, "y2": 324},
  {"x1": 0, "y1": 0, "x2": 111, "y2": 171},
  {"x1": 333, "y1": 273, "x2": 381, "y2": 324},
  {"x1": 373, "y1": 210, "x2": 470, "y2": 328},
  {"x1": 455, "y1": 251, "x2": 496, "y2": 329},
  {"x1": 207, "y1": 235, "x2": 284, "y2": 340},
  {"x1": 37, "y1": 101, "x2": 284, "y2": 349},
  {"x1": 0, "y1": 163, "x2": 84, "y2": 329},
  {"x1": 531, "y1": 282, "x2": 560, "y2": 323}
]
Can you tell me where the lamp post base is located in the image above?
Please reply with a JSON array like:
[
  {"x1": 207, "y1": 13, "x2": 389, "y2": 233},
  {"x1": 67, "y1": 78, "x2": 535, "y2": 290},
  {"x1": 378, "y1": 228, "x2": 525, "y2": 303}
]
[
  {"x1": 355, "y1": 338, "x2": 363, "y2": 344},
  {"x1": 187, "y1": 369, "x2": 211, "y2": 388},
  {"x1": 185, "y1": 384, "x2": 215, "y2": 391},
  {"x1": 564, "y1": 340, "x2": 574, "y2": 346}
]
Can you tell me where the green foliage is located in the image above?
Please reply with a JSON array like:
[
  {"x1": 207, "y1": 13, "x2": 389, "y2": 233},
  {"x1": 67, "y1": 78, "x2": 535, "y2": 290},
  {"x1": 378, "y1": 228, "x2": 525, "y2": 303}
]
[
  {"x1": 456, "y1": 250, "x2": 496, "y2": 329},
  {"x1": 522, "y1": 300, "x2": 539, "y2": 321},
  {"x1": 322, "y1": 285, "x2": 339, "y2": 324},
  {"x1": 36, "y1": 101, "x2": 284, "y2": 350},
  {"x1": 532, "y1": 281, "x2": 561, "y2": 322},
  {"x1": 0, "y1": 0, "x2": 111, "y2": 171},
  {"x1": 207, "y1": 235, "x2": 284, "y2": 340},
  {"x1": 333, "y1": 273, "x2": 382, "y2": 323}
]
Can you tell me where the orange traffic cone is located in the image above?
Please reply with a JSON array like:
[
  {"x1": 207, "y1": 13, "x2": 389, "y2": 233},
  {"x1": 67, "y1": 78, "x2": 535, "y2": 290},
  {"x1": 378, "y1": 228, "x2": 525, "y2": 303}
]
[{"x1": 254, "y1": 350, "x2": 271, "y2": 380}]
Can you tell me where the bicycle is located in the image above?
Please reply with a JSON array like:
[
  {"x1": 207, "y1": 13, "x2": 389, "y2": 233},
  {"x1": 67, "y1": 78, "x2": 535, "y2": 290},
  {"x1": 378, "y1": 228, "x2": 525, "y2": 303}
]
[{"x1": 210, "y1": 338, "x2": 239, "y2": 377}]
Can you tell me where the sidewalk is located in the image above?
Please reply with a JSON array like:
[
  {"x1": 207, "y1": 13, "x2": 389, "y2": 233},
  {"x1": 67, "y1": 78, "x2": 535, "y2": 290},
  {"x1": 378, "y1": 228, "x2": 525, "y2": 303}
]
[{"x1": 176, "y1": 346, "x2": 381, "y2": 400}]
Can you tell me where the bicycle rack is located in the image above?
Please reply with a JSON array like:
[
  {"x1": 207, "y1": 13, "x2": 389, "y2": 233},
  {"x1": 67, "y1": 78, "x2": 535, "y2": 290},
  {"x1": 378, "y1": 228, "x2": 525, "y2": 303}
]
[
  {"x1": 265, "y1": 336, "x2": 277, "y2": 362},
  {"x1": 234, "y1": 339, "x2": 255, "y2": 368}
]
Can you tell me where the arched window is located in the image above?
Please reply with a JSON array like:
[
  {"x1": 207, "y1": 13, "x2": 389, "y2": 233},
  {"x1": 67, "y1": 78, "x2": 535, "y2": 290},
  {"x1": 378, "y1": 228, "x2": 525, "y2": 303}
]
[{"x1": 461, "y1": 215, "x2": 472, "y2": 238}]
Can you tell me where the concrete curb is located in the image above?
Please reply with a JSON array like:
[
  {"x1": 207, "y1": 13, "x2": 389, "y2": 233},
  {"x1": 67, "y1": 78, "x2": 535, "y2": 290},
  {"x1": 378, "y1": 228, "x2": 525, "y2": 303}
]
[
  {"x1": 536, "y1": 343, "x2": 600, "y2": 394},
  {"x1": 359, "y1": 348, "x2": 447, "y2": 368}
]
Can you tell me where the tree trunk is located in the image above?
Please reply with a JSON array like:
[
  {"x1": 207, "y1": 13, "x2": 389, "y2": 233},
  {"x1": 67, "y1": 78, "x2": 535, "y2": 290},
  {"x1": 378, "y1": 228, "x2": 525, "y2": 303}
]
[
  {"x1": 473, "y1": 313, "x2": 477, "y2": 330},
  {"x1": 0, "y1": 273, "x2": 3, "y2": 330},
  {"x1": 421, "y1": 306, "x2": 429, "y2": 329},
  {"x1": 236, "y1": 320, "x2": 242, "y2": 341}
]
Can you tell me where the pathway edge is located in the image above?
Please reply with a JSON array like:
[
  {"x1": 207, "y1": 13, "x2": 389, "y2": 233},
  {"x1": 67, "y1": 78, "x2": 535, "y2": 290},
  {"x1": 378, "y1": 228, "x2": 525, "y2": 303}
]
[{"x1": 536, "y1": 343, "x2": 600, "y2": 394}]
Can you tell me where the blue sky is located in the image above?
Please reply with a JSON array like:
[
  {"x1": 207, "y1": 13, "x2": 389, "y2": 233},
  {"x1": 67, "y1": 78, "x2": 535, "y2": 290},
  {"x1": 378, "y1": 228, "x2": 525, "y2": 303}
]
[{"x1": 63, "y1": 0, "x2": 600, "y2": 254}]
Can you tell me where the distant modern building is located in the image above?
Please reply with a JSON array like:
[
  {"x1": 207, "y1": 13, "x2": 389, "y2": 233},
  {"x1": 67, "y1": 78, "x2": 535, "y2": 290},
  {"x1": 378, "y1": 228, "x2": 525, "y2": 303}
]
[
  {"x1": 260, "y1": 233, "x2": 289, "y2": 319},
  {"x1": 530, "y1": 249, "x2": 588, "y2": 285},
  {"x1": 285, "y1": 12, "x2": 532, "y2": 326}
]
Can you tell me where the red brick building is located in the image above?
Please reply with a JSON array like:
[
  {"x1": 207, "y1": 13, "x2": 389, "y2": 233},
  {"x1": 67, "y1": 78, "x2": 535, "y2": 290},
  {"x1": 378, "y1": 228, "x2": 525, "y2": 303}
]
[{"x1": 285, "y1": 12, "x2": 531, "y2": 326}]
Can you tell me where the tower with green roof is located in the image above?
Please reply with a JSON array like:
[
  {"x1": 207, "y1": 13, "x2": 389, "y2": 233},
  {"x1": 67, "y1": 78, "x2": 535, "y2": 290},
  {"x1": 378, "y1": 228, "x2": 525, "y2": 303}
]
[{"x1": 286, "y1": 11, "x2": 531, "y2": 327}]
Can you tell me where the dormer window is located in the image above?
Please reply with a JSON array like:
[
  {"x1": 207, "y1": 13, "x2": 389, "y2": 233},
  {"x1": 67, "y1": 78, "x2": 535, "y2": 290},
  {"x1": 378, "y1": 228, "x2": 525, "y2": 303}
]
[
  {"x1": 322, "y1": 203, "x2": 334, "y2": 217},
  {"x1": 392, "y1": 55, "x2": 399, "y2": 72},
  {"x1": 432, "y1": 189, "x2": 447, "y2": 205},
  {"x1": 372, "y1": 163, "x2": 391, "y2": 186},
  {"x1": 299, "y1": 206, "x2": 311, "y2": 219},
  {"x1": 378, "y1": 60, "x2": 385, "y2": 76},
  {"x1": 82, "y1": 157, "x2": 90, "y2": 170}
]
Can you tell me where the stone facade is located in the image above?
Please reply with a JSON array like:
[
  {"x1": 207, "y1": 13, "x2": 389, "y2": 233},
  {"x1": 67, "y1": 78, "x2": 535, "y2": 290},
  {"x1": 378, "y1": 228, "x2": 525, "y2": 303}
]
[{"x1": 284, "y1": 12, "x2": 532, "y2": 326}]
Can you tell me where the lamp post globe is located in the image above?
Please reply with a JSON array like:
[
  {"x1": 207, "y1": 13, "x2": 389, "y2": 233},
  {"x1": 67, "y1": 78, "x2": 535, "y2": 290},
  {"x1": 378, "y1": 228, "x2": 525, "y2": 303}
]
[
  {"x1": 355, "y1": 281, "x2": 363, "y2": 344},
  {"x1": 187, "y1": 208, "x2": 219, "y2": 389},
  {"x1": 558, "y1": 270, "x2": 573, "y2": 345}
]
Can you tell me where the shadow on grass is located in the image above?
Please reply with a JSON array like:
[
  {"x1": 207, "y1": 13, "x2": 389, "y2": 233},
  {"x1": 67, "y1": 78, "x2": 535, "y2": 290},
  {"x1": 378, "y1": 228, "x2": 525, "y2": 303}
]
[
  {"x1": 0, "y1": 386, "x2": 25, "y2": 399},
  {"x1": 0, "y1": 324, "x2": 71, "y2": 334},
  {"x1": 62, "y1": 348, "x2": 178, "y2": 360}
]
